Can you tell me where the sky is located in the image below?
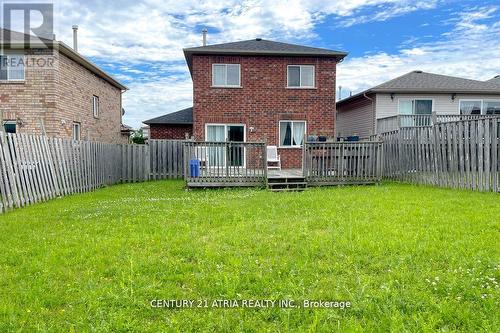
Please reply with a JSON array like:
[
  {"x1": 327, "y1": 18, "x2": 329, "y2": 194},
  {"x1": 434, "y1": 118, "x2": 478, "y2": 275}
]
[{"x1": 45, "y1": 0, "x2": 500, "y2": 128}]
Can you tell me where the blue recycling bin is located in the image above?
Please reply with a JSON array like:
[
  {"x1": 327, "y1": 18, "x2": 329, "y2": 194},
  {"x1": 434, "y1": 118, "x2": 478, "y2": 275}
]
[{"x1": 189, "y1": 159, "x2": 200, "y2": 177}]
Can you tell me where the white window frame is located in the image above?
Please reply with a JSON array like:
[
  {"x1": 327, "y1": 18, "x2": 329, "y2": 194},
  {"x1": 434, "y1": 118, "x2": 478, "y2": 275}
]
[
  {"x1": 72, "y1": 122, "x2": 81, "y2": 141},
  {"x1": 3, "y1": 120, "x2": 16, "y2": 133},
  {"x1": 211, "y1": 64, "x2": 241, "y2": 88},
  {"x1": 482, "y1": 99, "x2": 500, "y2": 115},
  {"x1": 458, "y1": 99, "x2": 483, "y2": 115},
  {"x1": 204, "y1": 123, "x2": 247, "y2": 142},
  {"x1": 457, "y1": 99, "x2": 500, "y2": 115},
  {"x1": 287, "y1": 65, "x2": 315, "y2": 88},
  {"x1": 92, "y1": 95, "x2": 100, "y2": 118},
  {"x1": 278, "y1": 120, "x2": 307, "y2": 148},
  {"x1": 398, "y1": 98, "x2": 434, "y2": 114},
  {"x1": 0, "y1": 53, "x2": 26, "y2": 82}
]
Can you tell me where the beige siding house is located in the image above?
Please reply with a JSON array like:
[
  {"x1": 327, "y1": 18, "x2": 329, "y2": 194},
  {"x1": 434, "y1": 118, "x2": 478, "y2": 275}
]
[
  {"x1": 337, "y1": 71, "x2": 500, "y2": 138},
  {"x1": 0, "y1": 29, "x2": 129, "y2": 143}
]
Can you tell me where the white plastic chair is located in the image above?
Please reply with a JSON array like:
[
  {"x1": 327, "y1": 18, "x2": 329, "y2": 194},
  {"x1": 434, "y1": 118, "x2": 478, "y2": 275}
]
[{"x1": 267, "y1": 146, "x2": 281, "y2": 170}]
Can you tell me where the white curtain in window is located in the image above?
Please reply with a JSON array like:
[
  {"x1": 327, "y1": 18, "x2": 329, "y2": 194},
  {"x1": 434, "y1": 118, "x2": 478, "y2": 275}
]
[
  {"x1": 460, "y1": 101, "x2": 481, "y2": 115},
  {"x1": 206, "y1": 125, "x2": 225, "y2": 167},
  {"x1": 207, "y1": 125, "x2": 225, "y2": 141},
  {"x1": 213, "y1": 65, "x2": 225, "y2": 86},
  {"x1": 280, "y1": 122, "x2": 290, "y2": 145},
  {"x1": 300, "y1": 66, "x2": 314, "y2": 87},
  {"x1": 292, "y1": 122, "x2": 305, "y2": 146}
]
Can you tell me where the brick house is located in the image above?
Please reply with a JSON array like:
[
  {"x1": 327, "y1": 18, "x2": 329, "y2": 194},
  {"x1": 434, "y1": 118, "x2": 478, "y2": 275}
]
[
  {"x1": 0, "y1": 29, "x2": 129, "y2": 143},
  {"x1": 147, "y1": 38, "x2": 347, "y2": 168},
  {"x1": 144, "y1": 107, "x2": 193, "y2": 140}
]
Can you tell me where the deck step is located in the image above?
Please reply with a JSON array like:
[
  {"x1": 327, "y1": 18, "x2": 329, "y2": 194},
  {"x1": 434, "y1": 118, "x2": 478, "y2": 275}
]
[
  {"x1": 267, "y1": 178, "x2": 308, "y2": 192},
  {"x1": 269, "y1": 187, "x2": 307, "y2": 192},
  {"x1": 268, "y1": 177, "x2": 306, "y2": 184}
]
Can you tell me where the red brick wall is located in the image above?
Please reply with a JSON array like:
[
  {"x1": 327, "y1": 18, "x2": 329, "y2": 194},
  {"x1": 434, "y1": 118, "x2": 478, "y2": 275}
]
[
  {"x1": 192, "y1": 55, "x2": 338, "y2": 168},
  {"x1": 0, "y1": 47, "x2": 125, "y2": 143},
  {"x1": 150, "y1": 124, "x2": 193, "y2": 139}
]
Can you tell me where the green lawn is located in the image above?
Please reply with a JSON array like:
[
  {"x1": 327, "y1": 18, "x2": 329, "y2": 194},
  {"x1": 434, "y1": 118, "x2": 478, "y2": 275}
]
[{"x1": 0, "y1": 181, "x2": 498, "y2": 332}]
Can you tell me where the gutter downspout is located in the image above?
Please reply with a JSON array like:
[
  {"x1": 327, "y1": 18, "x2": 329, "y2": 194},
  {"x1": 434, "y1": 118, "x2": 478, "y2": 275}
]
[
  {"x1": 363, "y1": 92, "x2": 375, "y2": 136},
  {"x1": 334, "y1": 56, "x2": 346, "y2": 138}
]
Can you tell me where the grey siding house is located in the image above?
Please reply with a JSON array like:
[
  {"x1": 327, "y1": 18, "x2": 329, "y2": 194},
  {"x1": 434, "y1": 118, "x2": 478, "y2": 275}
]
[{"x1": 336, "y1": 71, "x2": 500, "y2": 138}]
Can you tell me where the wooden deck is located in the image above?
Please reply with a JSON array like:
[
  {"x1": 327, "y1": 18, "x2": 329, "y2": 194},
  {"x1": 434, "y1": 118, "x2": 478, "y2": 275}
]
[{"x1": 267, "y1": 169, "x2": 304, "y2": 179}]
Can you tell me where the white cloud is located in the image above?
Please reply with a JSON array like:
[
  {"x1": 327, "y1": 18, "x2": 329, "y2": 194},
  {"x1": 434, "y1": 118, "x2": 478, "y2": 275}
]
[
  {"x1": 337, "y1": 6, "x2": 500, "y2": 97},
  {"x1": 45, "y1": 1, "x2": 499, "y2": 127}
]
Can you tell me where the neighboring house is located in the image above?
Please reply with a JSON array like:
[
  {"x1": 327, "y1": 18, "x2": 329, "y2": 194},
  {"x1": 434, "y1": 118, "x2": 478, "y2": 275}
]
[
  {"x1": 143, "y1": 107, "x2": 193, "y2": 140},
  {"x1": 146, "y1": 38, "x2": 347, "y2": 168},
  {"x1": 0, "y1": 28, "x2": 129, "y2": 143},
  {"x1": 336, "y1": 71, "x2": 500, "y2": 138},
  {"x1": 141, "y1": 125, "x2": 150, "y2": 140},
  {"x1": 487, "y1": 75, "x2": 500, "y2": 86}
]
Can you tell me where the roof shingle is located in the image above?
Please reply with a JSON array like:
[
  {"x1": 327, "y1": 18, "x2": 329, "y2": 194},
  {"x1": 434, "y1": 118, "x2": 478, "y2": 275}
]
[
  {"x1": 338, "y1": 71, "x2": 500, "y2": 107},
  {"x1": 183, "y1": 38, "x2": 347, "y2": 72},
  {"x1": 372, "y1": 71, "x2": 500, "y2": 92},
  {"x1": 143, "y1": 107, "x2": 193, "y2": 125}
]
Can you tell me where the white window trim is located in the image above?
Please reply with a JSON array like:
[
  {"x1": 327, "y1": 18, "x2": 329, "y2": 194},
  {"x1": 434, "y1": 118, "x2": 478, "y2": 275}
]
[
  {"x1": 287, "y1": 65, "x2": 315, "y2": 88},
  {"x1": 211, "y1": 64, "x2": 241, "y2": 88},
  {"x1": 0, "y1": 54, "x2": 26, "y2": 82},
  {"x1": 278, "y1": 120, "x2": 307, "y2": 148},
  {"x1": 398, "y1": 98, "x2": 435, "y2": 114},
  {"x1": 92, "y1": 95, "x2": 100, "y2": 118},
  {"x1": 72, "y1": 122, "x2": 81, "y2": 141}
]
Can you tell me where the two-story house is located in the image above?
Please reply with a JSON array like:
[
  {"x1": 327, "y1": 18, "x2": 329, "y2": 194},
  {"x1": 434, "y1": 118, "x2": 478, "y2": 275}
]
[
  {"x1": 0, "y1": 28, "x2": 129, "y2": 143},
  {"x1": 144, "y1": 38, "x2": 347, "y2": 168}
]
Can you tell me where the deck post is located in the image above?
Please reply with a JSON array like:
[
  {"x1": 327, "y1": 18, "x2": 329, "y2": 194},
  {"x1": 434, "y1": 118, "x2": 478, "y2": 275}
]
[{"x1": 263, "y1": 141, "x2": 268, "y2": 187}]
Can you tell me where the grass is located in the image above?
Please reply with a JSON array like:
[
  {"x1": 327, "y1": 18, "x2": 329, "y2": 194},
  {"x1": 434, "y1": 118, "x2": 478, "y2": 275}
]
[{"x1": 0, "y1": 181, "x2": 499, "y2": 332}]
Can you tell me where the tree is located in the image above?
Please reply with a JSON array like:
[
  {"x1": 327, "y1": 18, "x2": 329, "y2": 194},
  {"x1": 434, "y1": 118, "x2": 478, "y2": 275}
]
[{"x1": 131, "y1": 129, "x2": 146, "y2": 144}]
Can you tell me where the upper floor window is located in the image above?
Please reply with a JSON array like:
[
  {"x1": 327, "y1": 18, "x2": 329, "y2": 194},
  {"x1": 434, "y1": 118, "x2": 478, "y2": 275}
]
[
  {"x1": 287, "y1": 65, "x2": 315, "y2": 88},
  {"x1": 212, "y1": 64, "x2": 240, "y2": 87},
  {"x1": 92, "y1": 95, "x2": 100, "y2": 118},
  {"x1": 279, "y1": 121, "x2": 306, "y2": 147},
  {"x1": 0, "y1": 54, "x2": 25, "y2": 81},
  {"x1": 72, "y1": 122, "x2": 81, "y2": 141}
]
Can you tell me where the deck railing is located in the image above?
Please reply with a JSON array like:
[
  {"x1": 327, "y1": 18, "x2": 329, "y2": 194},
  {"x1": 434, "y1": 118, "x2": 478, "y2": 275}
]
[
  {"x1": 303, "y1": 141, "x2": 383, "y2": 185},
  {"x1": 377, "y1": 114, "x2": 500, "y2": 133},
  {"x1": 183, "y1": 141, "x2": 267, "y2": 187}
]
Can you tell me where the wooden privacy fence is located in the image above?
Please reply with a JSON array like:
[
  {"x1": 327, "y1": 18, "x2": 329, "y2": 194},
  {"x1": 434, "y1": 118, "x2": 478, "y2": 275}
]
[
  {"x1": 0, "y1": 132, "x2": 149, "y2": 213},
  {"x1": 304, "y1": 142, "x2": 383, "y2": 185},
  {"x1": 380, "y1": 117, "x2": 500, "y2": 192},
  {"x1": 149, "y1": 140, "x2": 185, "y2": 179},
  {"x1": 183, "y1": 141, "x2": 267, "y2": 187}
]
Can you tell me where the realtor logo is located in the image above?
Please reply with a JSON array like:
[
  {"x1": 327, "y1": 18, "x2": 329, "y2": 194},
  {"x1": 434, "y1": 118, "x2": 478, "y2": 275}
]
[{"x1": 1, "y1": 1, "x2": 54, "y2": 51}]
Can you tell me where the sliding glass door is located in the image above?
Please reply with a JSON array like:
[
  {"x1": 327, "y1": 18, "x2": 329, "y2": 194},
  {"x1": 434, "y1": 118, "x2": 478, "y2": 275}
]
[
  {"x1": 206, "y1": 125, "x2": 225, "y2": 167},
  {"x1": 205, "y1": 124, "x2": 245, "y2": 168}
]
